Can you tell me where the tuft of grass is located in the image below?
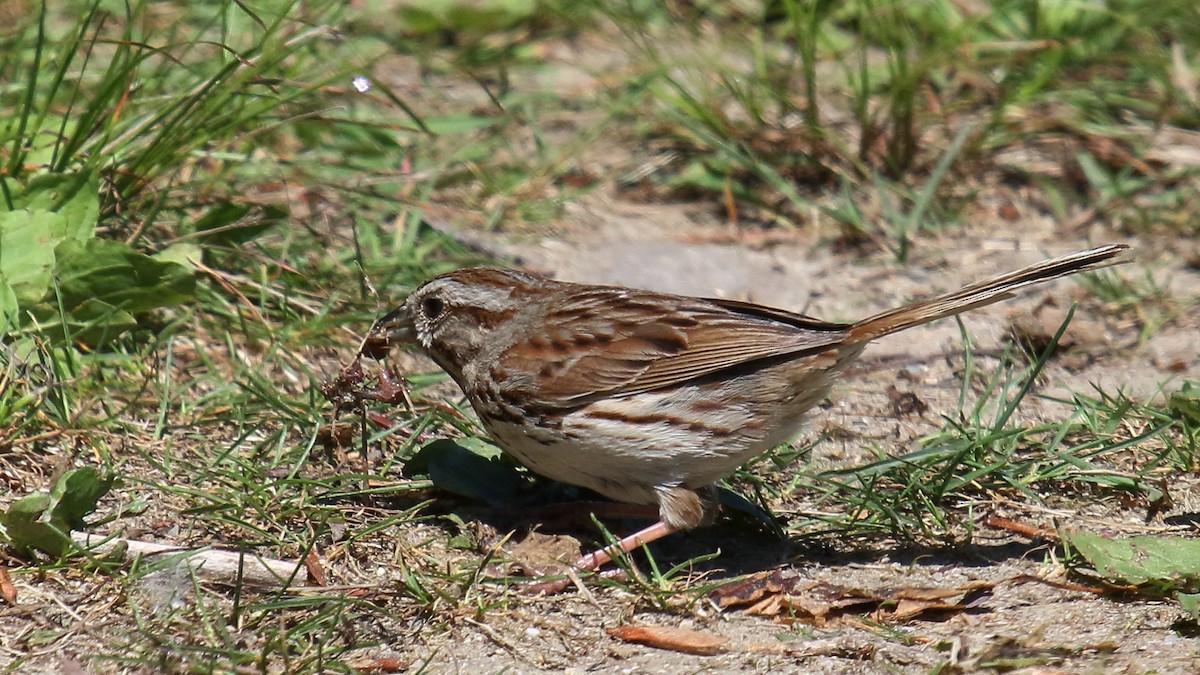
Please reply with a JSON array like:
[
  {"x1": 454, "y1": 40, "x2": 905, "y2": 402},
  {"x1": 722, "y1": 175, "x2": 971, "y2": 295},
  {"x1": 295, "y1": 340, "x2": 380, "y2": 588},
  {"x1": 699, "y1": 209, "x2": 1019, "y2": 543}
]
[
  {"x1": 1, "y1": 1, "x2": 374, "y2": 241},
  {"x1": 774, "y1": 312, "x2": 1178, "y2": 545},
  {"x1": 593, "y1": 0, "x2": 1200, "y2": 242}
]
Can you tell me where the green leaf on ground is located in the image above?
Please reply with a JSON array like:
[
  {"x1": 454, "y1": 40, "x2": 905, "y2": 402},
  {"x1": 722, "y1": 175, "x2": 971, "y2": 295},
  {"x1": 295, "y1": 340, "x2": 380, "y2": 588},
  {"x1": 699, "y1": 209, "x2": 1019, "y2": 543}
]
[
  {"x1": 1063, "y1": 529, "x2": 1200, "y2": 592},
  {"x1": 54, "y1": 238, "x2": 196, "y2": 315},
  {"x1": 0, "y1": 466, "x2": 115, "y2": 556},
  {"x1": 1168, "y1": 381, "x2": 1200, "y2": 426},
  {"x1": 405, "y1": 438, "x2": 526, "y2": 507},
  {"x1": 152, "y1": 242, "x2": 203, "y2": 271},
  {"x1": 0, "y1": 279, "x2": 18, "y2": 330},
  {"x1": 51, "y1": 466, "x2": 117, "y2": 530},
  {"x1": 0, "y1": 171, "x2": 101, "y2": 317},
  {"x1": 32, "y1": 298, "x2": 138, "y2": 346},
  {"x1": 0, "y1": 210, "x2": 77, "y2": 305},
  {"x1": 9, "y1": 171, "x2": 101, "y2": 230},
  {"x1": 0, "y1": 493, "x2": 65, "y2": 556},
  {"x1": 1179, "y1": 593, "x2": 1200, "y2": 622}
]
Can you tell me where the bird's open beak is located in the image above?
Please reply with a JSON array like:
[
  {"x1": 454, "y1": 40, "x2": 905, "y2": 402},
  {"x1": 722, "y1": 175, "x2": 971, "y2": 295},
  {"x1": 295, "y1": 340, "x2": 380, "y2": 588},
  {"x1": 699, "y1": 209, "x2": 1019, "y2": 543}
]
[{"x1": 360, "y1": 307, "x2": 413, "y2": 360}]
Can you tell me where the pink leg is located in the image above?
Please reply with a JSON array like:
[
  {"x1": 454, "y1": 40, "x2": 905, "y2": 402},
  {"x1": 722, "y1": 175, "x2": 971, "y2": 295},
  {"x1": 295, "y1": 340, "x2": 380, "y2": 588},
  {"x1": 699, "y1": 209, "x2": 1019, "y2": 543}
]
[
  {"x1": 575, "y1": 519, "x2": 677, "y2": 569},
  {"x1": 525, "y1": 519, "x2": 677, "y2": 595}
]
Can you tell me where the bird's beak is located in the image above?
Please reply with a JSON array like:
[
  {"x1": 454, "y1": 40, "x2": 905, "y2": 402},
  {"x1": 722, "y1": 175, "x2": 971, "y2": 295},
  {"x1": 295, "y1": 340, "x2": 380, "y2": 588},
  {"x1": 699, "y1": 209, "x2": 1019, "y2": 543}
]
[{"x1": 360, "y1": 306, "x2": 414, "y2": 360}]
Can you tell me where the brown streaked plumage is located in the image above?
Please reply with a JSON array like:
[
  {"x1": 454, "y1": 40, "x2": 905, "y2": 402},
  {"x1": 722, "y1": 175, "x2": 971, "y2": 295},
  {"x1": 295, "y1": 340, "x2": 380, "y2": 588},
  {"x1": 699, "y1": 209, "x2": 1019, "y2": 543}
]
[{"x1": 365, "y1": 244, "x2": 1129, "y2": 592}]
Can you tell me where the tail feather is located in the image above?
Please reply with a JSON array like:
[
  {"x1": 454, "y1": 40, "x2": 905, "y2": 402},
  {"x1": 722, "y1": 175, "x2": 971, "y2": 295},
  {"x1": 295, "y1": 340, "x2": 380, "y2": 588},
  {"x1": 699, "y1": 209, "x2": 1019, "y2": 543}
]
[{"x1": 846, "y1": 244, "x2": 1130, "y2": 344}]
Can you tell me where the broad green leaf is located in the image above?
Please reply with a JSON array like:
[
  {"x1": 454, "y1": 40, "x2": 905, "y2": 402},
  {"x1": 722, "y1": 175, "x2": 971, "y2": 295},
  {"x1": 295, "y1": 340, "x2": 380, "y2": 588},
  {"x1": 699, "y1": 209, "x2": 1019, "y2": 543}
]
[
  {"x1": 0, "y1": 171, "x2": 100, "y2": 313},
  {"x1": 0, "y1": 467, "x2": 114, "y2": 557},
  {"x1": 51, "y1": 466, "x2": 116, "y2": 530},
  {"x1": 8, "y1": 171, "x2": 100, "y2": 239},
  {"x1": 153, "y1": 242, "x2": 202, "y2": 270},
  {"x1": 1179, "y1": 593, "x2": 1200, "y2": 621},
  {"x1": 0, "y1": 493, "x2": 71, "y2": 556},
  {"x1": 53, "y1": 238, "x2": 196, "y2": 314},
  {"x1": 455, "y1": 435, "x2": 505, "y2": 460},
  {"x1": 0, "y1": 279, "x2": 17, "y2": 331},
  {"x1": 0, "y1": 209, "x2": 70, "y2": 304},
  {"x1": 1064, "y1": 529, "x2": 1200, "y2": 592},
  {"x1": 30, "y1": 298, "x2": 137, "y2": 346},
  {"x1": 1168, "y1": 381, "x2": 1200, "y2": 426},
  {"x1": 405, "y1": 439, "x2": 526, "y2": 507}
]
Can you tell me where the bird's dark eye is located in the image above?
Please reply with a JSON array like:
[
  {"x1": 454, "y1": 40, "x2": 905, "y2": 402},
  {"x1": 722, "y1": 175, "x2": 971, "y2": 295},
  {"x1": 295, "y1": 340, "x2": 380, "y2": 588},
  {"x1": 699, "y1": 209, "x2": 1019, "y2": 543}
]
[{"x1": 422, "y1": 295, "x2": 445, "y2": 319}]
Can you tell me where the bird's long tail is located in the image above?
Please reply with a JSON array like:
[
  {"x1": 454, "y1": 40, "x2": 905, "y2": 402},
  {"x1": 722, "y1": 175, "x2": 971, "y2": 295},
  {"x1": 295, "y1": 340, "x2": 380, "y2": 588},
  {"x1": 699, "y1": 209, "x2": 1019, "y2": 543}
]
[{"x1": 846, "y1": 244, "x2": 1130, "y2": 344}]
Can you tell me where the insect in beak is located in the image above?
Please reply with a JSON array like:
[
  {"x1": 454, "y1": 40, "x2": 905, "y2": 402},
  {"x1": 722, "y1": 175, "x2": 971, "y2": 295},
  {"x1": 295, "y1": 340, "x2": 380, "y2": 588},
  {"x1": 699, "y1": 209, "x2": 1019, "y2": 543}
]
[{"x1": 361, "y1": 307, "x2": 413, "y2": 360}]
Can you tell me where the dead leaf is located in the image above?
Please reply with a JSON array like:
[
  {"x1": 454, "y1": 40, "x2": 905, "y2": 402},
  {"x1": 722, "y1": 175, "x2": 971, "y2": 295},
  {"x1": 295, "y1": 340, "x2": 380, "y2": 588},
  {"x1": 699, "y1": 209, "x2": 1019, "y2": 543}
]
[
  {"x1": 785, "y1": 585, "x2": 879, "y2": 626},
  {"x1": 984, "y1": 514, "x2": 1059, "y2": 540},
  {"x1": 305, "y1": 549, "x2": 327, "y2": 587},
  {"x1": 876, "y1": 582, "x2": 994, "y2": 621},
  {"x1": 710, "y1": 569, "x2": 798, "y2": 608},
  {"x1": 715, "y1": 572, "x2": 998, "y2": 625},
  {"x1": 745, "y1": 593, "x2": 788, "y2": 617},
  {"x1": 0, "y1": 565, "x2": 15, "y2": 604},
  {"x1": 607, "y1": 625, "x2": 729, "y2": 656},
  {"x1": 888, "y1": 593, "x2": 990, "y2": 621}
]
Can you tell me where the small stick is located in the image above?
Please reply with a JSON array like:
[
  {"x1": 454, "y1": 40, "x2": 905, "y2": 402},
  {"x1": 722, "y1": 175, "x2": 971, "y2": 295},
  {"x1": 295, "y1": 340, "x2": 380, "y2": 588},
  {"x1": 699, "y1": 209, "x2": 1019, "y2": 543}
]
[{"x1": 72, "y1": 533, "x2": 308, "y2": 588}]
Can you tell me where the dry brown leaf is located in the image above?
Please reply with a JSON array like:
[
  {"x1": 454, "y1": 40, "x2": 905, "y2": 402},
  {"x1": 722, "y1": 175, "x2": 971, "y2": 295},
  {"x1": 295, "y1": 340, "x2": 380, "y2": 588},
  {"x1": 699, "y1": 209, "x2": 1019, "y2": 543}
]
[
  {"x1": 0, "y1": 565, "x2": 15, "y2": 604},
  {"x1": 780, "y1": 585, "x2": 877, "y2": 626},
  {"x1": 304, "y1": 549, "x2": 327, "y2": 587},
  {"x1": 889, "y1": 598, "x2": 964, "y2": 621},
  {"x1": 718, "y1": 574, "x2": 998, "y2": 625},
  {"x1": 710, "y1": 569, "x2": 798, "y2": 608},
  {"x1": 984, "y1": 514, "x2": 1059, "y2": 540},
  {"x1": 877, "y1": 581, "x2": 995, "y2": 621},
  {"x1": 607, "y1": 625, "x2": 729, "y2": 656},
  {"x1": 745, "y1": 593, "x2": 787, "y2": 617}
]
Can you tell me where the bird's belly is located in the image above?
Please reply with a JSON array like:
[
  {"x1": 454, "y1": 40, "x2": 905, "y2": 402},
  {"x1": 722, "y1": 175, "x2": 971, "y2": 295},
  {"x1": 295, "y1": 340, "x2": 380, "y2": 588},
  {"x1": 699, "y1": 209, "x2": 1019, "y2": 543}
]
[{"x1": 475, "y1": 348, "x2": 861, "y2": 505}]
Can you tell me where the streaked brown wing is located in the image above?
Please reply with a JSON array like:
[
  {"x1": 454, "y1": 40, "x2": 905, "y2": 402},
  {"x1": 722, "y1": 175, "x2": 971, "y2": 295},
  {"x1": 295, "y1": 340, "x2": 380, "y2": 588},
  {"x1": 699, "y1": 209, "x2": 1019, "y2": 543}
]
[{"x1": 497, "y1": 288, "x2": 850, "y2": 408}]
